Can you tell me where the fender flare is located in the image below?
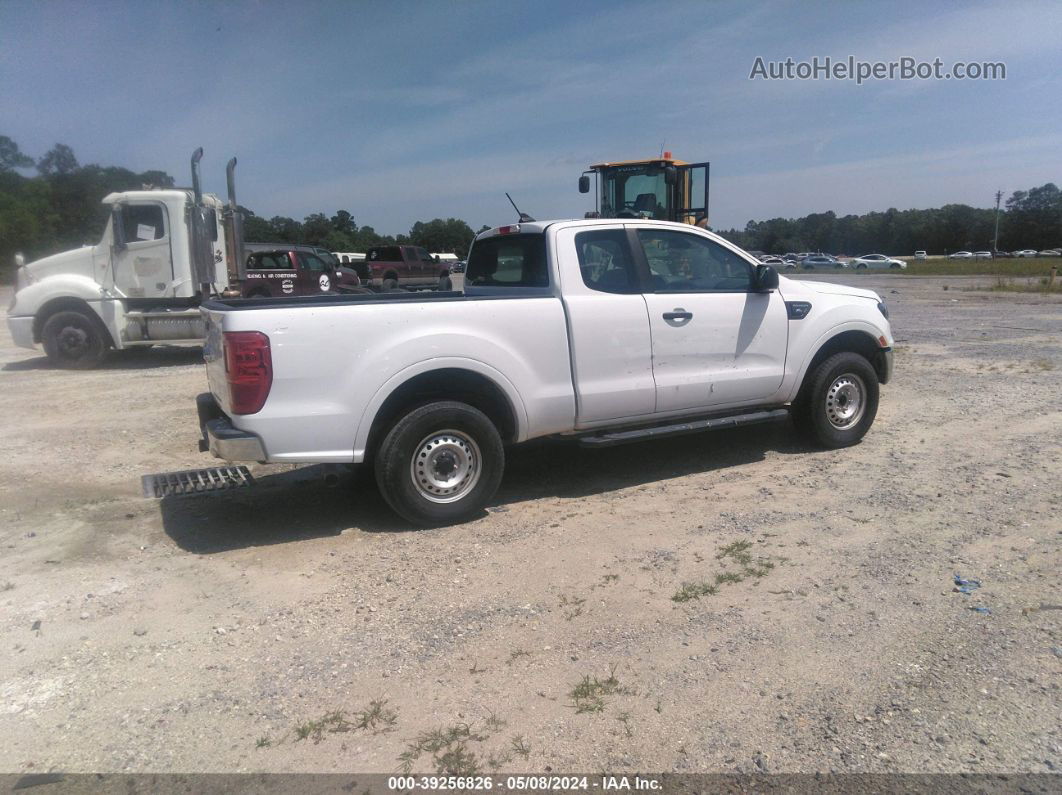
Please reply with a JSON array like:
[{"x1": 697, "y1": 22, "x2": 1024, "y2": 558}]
[
  {"x1": 786, "y1": 320, "x2": 887, "y2": 402},
  {"x1": 351, "y1": 357, "x2": 529, "y2": 461}
]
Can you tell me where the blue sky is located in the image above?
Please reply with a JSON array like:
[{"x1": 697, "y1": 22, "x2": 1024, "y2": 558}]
[{"x1": 2, "y1": 0, "x2": 1060, "y2": 234}]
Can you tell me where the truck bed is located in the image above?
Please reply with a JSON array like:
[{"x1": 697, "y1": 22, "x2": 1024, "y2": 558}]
[{"x1": 201, "y1": 286, "x2": 553, "y2": 313}]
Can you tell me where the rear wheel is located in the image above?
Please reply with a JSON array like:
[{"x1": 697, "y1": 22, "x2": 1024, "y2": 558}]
[
  {"x1": 41, "y1": 310, "x2": 109, "y2": 369},
  {"x1": 374, "y1": 401, "x2": 504, "y2": 526},
  {"x1": 856, "y1": 263, "x2": 867, "y2": 270},
  {"x1": 792, "y1": 352, "x2": 879, "y2": 448}
]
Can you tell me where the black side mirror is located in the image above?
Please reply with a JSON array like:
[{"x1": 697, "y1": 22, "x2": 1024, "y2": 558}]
[
  {"x1": 754, "y1": 264, "x2": 779, "y2": 291},
  {"x1": 664, "y1": 166, "x2": 678, "y2": 186},
  {"x1": 578, "y1": 175, "x2": 590, "y2": 194}
]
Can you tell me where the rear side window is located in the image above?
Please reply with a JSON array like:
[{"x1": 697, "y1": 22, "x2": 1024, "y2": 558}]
[
  {"x1": 368, "y1": 246, "x2": 401, "y2": 262},
  {"x1": 575, "y1": 229, "x2": 637, "y2": 294},
  {"x1": 466, "y1": 234, "x2": 548, "y2": 287}
]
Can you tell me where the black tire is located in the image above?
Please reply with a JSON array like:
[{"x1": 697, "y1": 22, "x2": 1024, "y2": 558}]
[
  {"x1": 856, "y1": 263, "x2": 867, "y2": 270},
  {"x1": 41, "y1": 310, "x2": 109, "y2": 369},
  {"x1": 374, "y1": 401, "x2": 505, "y2": 526},
  {"x1": 792, "y1": 352, "x2": 879, "y2": 448}
]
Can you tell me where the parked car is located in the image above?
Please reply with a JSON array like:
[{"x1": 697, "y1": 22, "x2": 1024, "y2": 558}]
[
  {"x1": 948, "y1": 251, "x2": 973, "y2": 259},
  {"x1": 973, "y1": 251, "x2": 992, "y2": 259},
  {"x1": 914, "y1": 250, "x2": 927, "y2": 260},
  {"x1": 359, "y1": 245, "x2": 455, "y2": 289},
  {"x1": 759, "y1": 256, "x2": 786, "y2": 266},
  {"x1": 241, "y1": 249, "x2": 363, "y2": 298},
  {"x1": 1037, "y1": 249, "x2": 1061, "y2": 257},
  {"x1": 849, "y1": 254, "x2": 907, "y2": 270},
  {"x1": 801, "y1": 254, "x2": 846, "y2": 269},
  {"x1": 1015, "y1": 249, "x2": 1038, "y2": 258},
  {"x1": 195, "y1": 218, "x2": 893, "y2": 525},
  {"x1": 991, "y1": 250, "x2": 1014, "y2": 259}
]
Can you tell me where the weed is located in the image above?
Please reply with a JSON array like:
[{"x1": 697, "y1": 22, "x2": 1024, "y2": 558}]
[
  {"x1": 1031, "y1": 359, "x2": 1055, "y2": 370},
  {"x1": 484, "y1": 710, "x2": 507, "y2": 733},
  {"x1": 654, "y1": 701, "x2": 662, "y2": 714},
  {"x1": 672, "y1": 582, "x2": 718, "y2": 602},
  {"x1": 715, "y1": 571, "x2": 745, "y2": 585},
  {"x1": 616, "y1": 711, "x2": 634, "y2": 738},
  {"x1": 717, "y1": 539, "x2": 753, "y2": 565},
  {"x1": 468, "y1": 660, "x2": 486, "y2": 675},
  {"x1": 355, "y1": 699, "x2": 398, "y2": 733},
  {"x1": 399, "y1": 723, "x2": 488, "y2": 774},
  {"x1": 569, "y1": 663, "x2": 625, "y2": 713},
  {"x1": 1, "y1": 582, "x2": 13, "y2": 591},
  {"x1": 559, "y1": 593, "x2": 587, "y2": 620},
  {"x1": 435, "y1": 743, "x2": 480, "y2": 775},
  {"x1": 510, "y1": 734, "x2": 531, "y2": 758},
  {"x1": 255, "y1": 736, "x2": 271, "y2": 749},
  {"x1": 506, "y1": 648, "x2": 531, "y2": 665},
  {"x1": 486, "y1": 749, "x2": 514, "y2": 770}
]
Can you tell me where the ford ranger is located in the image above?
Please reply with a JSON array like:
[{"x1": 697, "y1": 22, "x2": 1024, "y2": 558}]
[{"x1": 195, "y1": 219, "x2": 893, "y2": 525}]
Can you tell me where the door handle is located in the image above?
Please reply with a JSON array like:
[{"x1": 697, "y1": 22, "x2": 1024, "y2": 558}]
[{"x1": 663, "y1": 310, "x2": 693, "y2": 322}]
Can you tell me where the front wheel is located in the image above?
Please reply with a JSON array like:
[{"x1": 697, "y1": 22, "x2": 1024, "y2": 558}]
[
  {"x1": 374, "y1": 401, "x2": 505, "y2": 526},
  {"x1": 792, "y1": 352, "x2": 879, "y2": 448},
  {"x1": 41, "y1": 310, "x2": 109, "y2": 369}
]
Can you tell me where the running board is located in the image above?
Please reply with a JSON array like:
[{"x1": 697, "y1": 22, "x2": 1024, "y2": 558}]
[{"x1": 578, "y1": 408, "x2": 790, "y2": 448}]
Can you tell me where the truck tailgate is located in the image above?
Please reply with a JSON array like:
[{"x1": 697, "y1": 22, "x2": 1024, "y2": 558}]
[{"x1": 200, "y1": 306, "x2": 231, "y2": 415}]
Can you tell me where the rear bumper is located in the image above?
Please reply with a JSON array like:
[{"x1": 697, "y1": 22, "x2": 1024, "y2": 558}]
[
  {"x1": 7, "y1": 316, "x2": 36, "y2": 349},
  {"x1": 196, "y1": 393, "x2": 267, "y2": 462}
]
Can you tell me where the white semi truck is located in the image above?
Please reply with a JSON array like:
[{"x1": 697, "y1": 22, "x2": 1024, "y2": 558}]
[{"x1": 6, "y1": 150, "x2": 246, "y2": 368}]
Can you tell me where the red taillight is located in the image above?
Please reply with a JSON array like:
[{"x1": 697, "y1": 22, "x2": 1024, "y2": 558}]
[
  {"x1": 223, "y1": 331, "x2": 272, "y2": 415},
  {"x1": 495, "y1": 224, "x2": 520, "y2": 235}
]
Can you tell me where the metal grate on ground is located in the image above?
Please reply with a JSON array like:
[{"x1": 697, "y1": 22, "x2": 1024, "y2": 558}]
[{"x1": 141, "y1": 466, "x2": 255, "y2": 498}]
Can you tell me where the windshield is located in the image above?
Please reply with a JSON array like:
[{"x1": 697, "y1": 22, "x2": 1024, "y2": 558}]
[{"x1": 600, "y1": 166, "x2": 668, "y2": 220}]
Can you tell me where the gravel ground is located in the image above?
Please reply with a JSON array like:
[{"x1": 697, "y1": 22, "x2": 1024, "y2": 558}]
[{"x1": 0, "y1": 276, "x2": 1059, "y2": 775}]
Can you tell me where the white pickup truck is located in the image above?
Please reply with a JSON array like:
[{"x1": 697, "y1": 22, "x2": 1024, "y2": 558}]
[{"x1": 196, "y1": 219, "x2": 893, "y2": 525}]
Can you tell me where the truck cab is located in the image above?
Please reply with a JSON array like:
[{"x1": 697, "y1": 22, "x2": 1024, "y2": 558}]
[
  {"x1": 579, "y1": 153, "x2": 710, "y2": 226},
  {"x1": 363, "y1": 245, "x2": 451, "y2": 288}
]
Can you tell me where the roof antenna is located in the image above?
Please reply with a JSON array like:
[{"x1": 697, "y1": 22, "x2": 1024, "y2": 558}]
[
  {"x1": 659, "y1": 140, "x2": 666, "y2": 158},
  {"x1": 506, "y1": 192, "x2": 535, "y2": 223}
]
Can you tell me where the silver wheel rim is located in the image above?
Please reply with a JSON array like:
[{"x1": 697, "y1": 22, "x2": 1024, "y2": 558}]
[
  {"x1": 410, "y1": 429, "x2": 481, "y2": 504},
  {"x1": 825, "y1": 373, "x2": 866, "y2": 430}
]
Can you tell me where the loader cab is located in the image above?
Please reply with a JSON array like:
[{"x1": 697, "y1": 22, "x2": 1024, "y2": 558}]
[{"x1": 579, "y1": 154, "x2": 709, "y2": 226}]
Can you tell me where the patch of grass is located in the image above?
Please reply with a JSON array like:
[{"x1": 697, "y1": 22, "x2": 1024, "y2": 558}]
[
  {"x1": 484, "y1": 710, "x2": 507, "y2": 733},
  {"x1": 255, "y1": 736, "x2": 271, "y2": 749},
  {"x1": 399, "y1": 723, "x2": 488, "y2": 773},
  {"x1": 354, "y1": 699, "x2": 398, "y2": 733},
  {"x1": 558, "y1": 593, "x2": 587, "y2": 620},
  {"x1": 715, "y1": 571, "x2": 745, "y2": 585},
  {"x1": 506, "y1": 648, "x2": 531, "y2": 665},
  {"x1": 569, "y1": 664, "x2": 626, "y2": 713},
  {"x1": 292, "y1": 699, "x2": 397, "y2": 744},
  {"x1": 1031, "y1": 358, "x2": 1055, "y2": 370},
  {"x1": 896, "y1": 257, "x2": 1062, "y2": 277},
  {"x1": 510, "y1": 734, "x2": 531, "y2": 758},
  {"x1": 672, "y1": 582, "x2": 718, "y2": 602},
  {"x1": 717, "y1": 539, "x2": 754, "y2": 565}
]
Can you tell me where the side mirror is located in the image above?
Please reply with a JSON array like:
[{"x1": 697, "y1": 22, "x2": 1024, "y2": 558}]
[
  {"x1": 111, "y1": 207, "x2": 127, "y2": 250},
  {"x1": 664, "y1": 166, "x2": 678, "y2": 186},
  {"x1": 14, "y1": 252, "x2": 25, "y2": 268},
  {"x1": 754, "y1": 264, "x2": 779, "y2": 291},
  {"x1": 578, "y1": 175, "x2": 590, "y2": 194}
]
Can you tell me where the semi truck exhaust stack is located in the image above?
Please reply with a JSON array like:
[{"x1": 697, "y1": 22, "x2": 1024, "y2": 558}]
[{"x1": 224, "y1": 157, "x2": 246, "y2": 282}]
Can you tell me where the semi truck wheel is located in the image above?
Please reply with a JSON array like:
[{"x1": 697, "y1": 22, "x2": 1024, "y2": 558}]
[
  {"x1": 41, "y1": 310, "x2": 109, "y2": 369},
  {"x1": 792, "y1": 352, "x2": 878, "y2": 448},
  {"x1": 374, "y1": 401, "x2": 504, "y2": 526}
]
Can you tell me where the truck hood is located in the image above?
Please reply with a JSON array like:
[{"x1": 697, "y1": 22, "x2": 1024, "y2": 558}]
[
  {"x1": 24, "y1": 246, "x2": 96, "y2": 281},
  {"x1": 780, "y1": 275, "x2": 880, "y2": 303}
]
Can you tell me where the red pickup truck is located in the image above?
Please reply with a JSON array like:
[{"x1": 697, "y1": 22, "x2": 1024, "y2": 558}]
[
  {"x1": 241, "y1": 248, "x2": 362, "y2": 298},
  {"x1": 362, "y1": 245, "x2": 452, "y2": 289}
]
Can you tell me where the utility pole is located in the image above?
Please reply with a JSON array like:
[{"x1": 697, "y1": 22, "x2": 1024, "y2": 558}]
[{"x1": 992, "y1": 190, "x2": 1003, "y2": 252}]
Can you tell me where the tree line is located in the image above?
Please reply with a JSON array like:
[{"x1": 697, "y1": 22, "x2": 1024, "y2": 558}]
[
  {"x1": 715, "y1": 184, "x2": 1061, "y2": 255},
  {"x1": 2, "y1": 134, "x2": 1059, "y2": 283},
  {"x1": 0, "y1": 136, "x2": 485, "y2": 281}
]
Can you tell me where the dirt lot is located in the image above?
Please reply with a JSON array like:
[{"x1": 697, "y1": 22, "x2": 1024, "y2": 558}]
[{"x1": 0, "y1": 276, "x2": 1059, "y2": 775}]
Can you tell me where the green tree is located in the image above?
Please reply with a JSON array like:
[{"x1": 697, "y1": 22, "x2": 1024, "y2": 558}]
[
  {"x1": 1002, "y1": 183, "x2": 1061, "y2": 250},
  {"x1": 37, "y1": 143, "x2": 79, "y2": 176},
  {"x1": 0, "y1": 135, "x2": 34, "y2": 172}
]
